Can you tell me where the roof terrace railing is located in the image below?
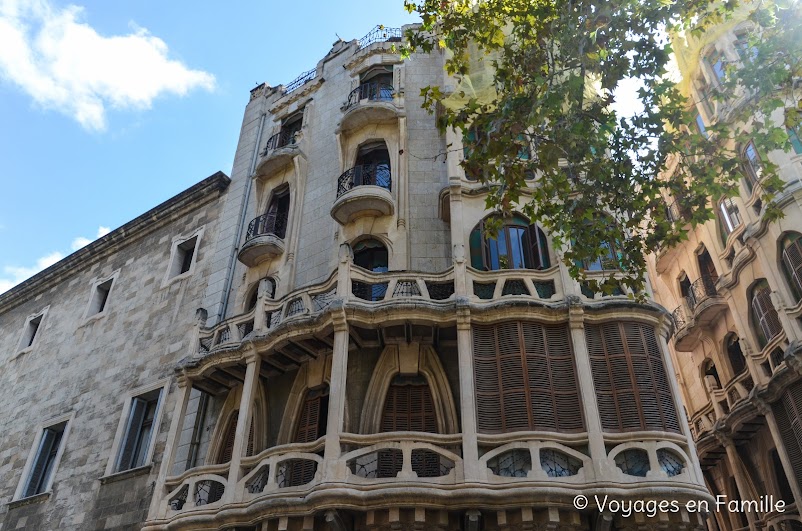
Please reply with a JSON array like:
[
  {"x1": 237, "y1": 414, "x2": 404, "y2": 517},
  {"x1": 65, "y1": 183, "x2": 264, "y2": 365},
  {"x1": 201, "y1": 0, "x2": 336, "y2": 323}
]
[{"x1": 358, "y1": 25, "x2": 402, "y2": 49}]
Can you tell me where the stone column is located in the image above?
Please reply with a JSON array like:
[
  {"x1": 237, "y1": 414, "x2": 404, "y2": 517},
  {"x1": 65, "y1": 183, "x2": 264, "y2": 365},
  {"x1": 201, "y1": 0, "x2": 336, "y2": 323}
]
[
  {"x1": 456, "y1": 309, "x2": 479, "y2": 479},
  {"x1": 147, "y1": 376, "x2": 192, "y2": 519},
  {"x1": 323, "y1": 307, "x2": 349, "y2": 478},
  {"x1": 717, "y1": 433, "x2": 758, "y2": 530},
  {"x1": 224, "y1": 352, "x2": 260, "y2": 502},
  {"x1": 566, "y1": 301, "x2": 606, "y2": 479},
  {"x1": 755, "y1": 398, "x2": 802, "y2": 509}
]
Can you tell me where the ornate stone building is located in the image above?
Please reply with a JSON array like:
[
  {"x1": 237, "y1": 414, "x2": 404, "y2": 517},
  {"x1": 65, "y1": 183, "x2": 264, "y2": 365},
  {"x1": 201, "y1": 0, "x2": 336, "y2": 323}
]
[
  {"x1": 646, "y1": 13, "x2": 802, "y2": 531},
  {"x1": 1, "y1": 25, "x2": 709, "y2": 530}
]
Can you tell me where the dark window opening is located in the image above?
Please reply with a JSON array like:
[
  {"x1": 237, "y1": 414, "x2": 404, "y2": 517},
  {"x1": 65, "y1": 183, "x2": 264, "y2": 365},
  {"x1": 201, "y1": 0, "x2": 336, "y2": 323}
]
[
  {"x1": 726, "y1": 334, "x2": 746, "y2": 376},
  {"x1": 24, "y1": 422, "x2": 66, "y2": 498},
  {"x1": 781, "y1": 232, "x2": 802, "y2": 301},
  {"x1": 90, "y1": 278, "x2": 113, "y2": 315},
  {"x1": 743, "y1": 140, "x2": 763, "y2": 193},
  {"x1": 703, "y1": 359, "x2": 722, "y2": 390},
  {"x1": 470, "y1": 215, "x2": 550, "y2": 271},
  {"x1": 698, "y1": 247, "x2": 718, "y2": 283},
  {"x1": 23, "y1": 314, "x2": 42, "y2": 348},
  {"x1": 751, "y1": 279, "x2": 783, "y2": 347},
  {"x1": 263, "y1": 188, "x2": 290, "y2": 239},
  {"x1": 116, "y1": 389, "x2": 162, "y2": 472},
  {"x1": 353, "y1": 239, "x2": 389, "y2": 273},
  {"x1": 294, "y1": 386, "x2": 330, "y2": 444},
  {"x1": 177, "y1": 237, "x2": 197, "y2": 275}
]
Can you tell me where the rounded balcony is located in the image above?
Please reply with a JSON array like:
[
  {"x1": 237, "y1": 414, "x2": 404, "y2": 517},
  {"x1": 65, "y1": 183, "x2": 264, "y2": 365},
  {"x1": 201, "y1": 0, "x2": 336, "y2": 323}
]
[
  {"x1": 255, "y1": 130, "x2": 299, "y2": 178},
  {"x1": 237, "y1": 213, "x2": 287, "y2": 266},
  {"x1": 672, "y1": 276, "x2": 725, "y2": 351},
  {"x1": 330, "y1": 163, "x2": 394, "y2": 224},
  {"x1": 340, "y1": 82, "x2": 401, "y2": 134}
]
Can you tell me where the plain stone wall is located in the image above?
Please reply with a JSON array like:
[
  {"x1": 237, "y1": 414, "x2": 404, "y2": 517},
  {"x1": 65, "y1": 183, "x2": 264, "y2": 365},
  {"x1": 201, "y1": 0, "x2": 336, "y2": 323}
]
[{"x1": 0, "y1": 194, "x2": 227, "y2": 531}]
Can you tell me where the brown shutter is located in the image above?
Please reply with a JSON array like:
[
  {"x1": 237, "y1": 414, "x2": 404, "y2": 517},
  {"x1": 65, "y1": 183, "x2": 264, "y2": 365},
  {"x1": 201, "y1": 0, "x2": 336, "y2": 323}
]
[
  {"x1": 774, "y1": 382, "x2": 802, "y2": 493},
  {"x1": 784, "y1": 240, "x2": 802, "y2": 296},
  {"x1": 380, "y1": 376, "x2": 437, "y2": 433},
  {"x1": 217, "y1": 412, "x2": 238, "y2": 464},
  {"x1": 473, "y1": 321, "x2": 583, "y2": 434},
  {"x1": 586, "y1": 322, "x2": 679, "y2": 433},
  {"x1": 752, "y1": 287, "x2": 783, "y2": 342},
  {"x1": 294, "y1": 387, "x2": 329, "y2": 443}
]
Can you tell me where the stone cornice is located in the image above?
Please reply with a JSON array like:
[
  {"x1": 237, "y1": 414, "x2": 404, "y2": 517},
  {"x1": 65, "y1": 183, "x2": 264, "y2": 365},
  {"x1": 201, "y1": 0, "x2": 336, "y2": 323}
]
[{"x1": 0, "y1": 171, "x2": 230, "y2": 313}]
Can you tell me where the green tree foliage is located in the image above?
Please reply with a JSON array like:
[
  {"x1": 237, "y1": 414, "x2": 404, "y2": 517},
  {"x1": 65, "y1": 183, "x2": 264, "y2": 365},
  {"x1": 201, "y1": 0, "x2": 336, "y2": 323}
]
[{"x1": 402, "y1": 0, "x2": 802, "y2": 296}]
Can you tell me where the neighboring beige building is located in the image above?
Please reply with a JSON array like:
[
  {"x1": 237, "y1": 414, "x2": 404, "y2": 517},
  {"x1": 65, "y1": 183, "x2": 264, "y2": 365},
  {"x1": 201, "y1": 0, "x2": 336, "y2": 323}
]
[
  {"x1": 646, "y1": 14, "x2": 802, "y2": 531},
  {"x1": 1, "y1": 25, "x2": 711, "y2": 531}
]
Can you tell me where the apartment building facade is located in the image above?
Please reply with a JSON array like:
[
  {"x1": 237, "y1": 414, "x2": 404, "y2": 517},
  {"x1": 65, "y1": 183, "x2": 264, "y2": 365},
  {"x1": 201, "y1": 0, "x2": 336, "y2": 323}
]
[
  {"x1": 646, "y1": 14, "x2": 802, "y2": 531},
  {"x1": 1, "y1": 25, "x2": 709, "y2": 531}
]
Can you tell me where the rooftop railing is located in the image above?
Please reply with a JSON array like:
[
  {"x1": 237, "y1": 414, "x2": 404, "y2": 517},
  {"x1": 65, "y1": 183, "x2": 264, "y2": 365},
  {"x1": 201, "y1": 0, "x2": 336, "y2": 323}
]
[
  {"x1": 285, "y1": 68, "x2": 316, "y2": 93},
  {"x1": 358, "y1": 26, "x2": 402, "y2": 49}
]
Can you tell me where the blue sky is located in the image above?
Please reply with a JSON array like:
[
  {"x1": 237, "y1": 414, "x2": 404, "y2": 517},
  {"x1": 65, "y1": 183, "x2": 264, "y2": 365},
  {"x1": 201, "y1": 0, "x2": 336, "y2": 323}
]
[{"x1": 0, "y1": 0, "x2": 419, "y2": 292}]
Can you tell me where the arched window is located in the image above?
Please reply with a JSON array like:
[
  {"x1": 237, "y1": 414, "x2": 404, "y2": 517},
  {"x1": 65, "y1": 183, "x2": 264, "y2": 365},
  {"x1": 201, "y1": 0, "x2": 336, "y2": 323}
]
[
  {"x1": 353, "y1": 239, "x2": 388, "y2": 273},
  {"x1": 294, "y1": 386, "x2": 329, "y2": 443},
  {"x1": 380, "y1": 375, "x2": 437, "y2": 433},
  {"x1": 254, "y1": 187, "x2": 290, "y2": 240},
  {"x1": 353, "y1": 141, "x2": 391, "y2": 191},
  {"x1": 781, "y1": 232, "x2": 802, "y2": 300},
  {"x1": 750, "y1": 279, "x2": 783, "y2": 347},
  {"x1": 702, "y1": 359, "x2": 721, "y2": 391},
  {"x1": 472, "y1": 321, "x2": 584, "y2": 434},
  {"x1": 245, "y1": 277, "x2": 276, "y2": 312},
  {"x1": 469, "y1": 215, "x2": 550, "y2": 271},
  {"x1": 742, "y1": 140, "x2": 763, "y2": 193},
  {"x1": 773, "y1": 382, "x2": 802, "y2": 496},
  {"x1": 698, "y1": 246, "x2": 718, "y2": 282},
  {"x1": 725, "y1": 334, "x2": 746, "y2": 376},
  {"x1": 585, "y1": 321, "x2": 680, "y2": 433},
  {"x1": 216, "y1": 410, "x2": 254, "y2": 464}
]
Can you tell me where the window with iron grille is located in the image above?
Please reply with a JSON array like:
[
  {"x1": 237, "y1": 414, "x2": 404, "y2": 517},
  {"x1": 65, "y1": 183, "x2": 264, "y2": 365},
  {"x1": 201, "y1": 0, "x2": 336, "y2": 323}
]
[
  {"x1": 586, "y1": 321, "x2": 680, "y2": 433},
  {"x1": 21, "y1": 421, "x2": 68, "y2": 498},
  {"x1": 115, "y1": 389, "x2": 162, "y2": 472},
  {"x1": 469, "y1": 215, "x2": 550, "y2": 271},
  {"x1": 472, "y1": 321, "x2": 584, "y2": 434}
]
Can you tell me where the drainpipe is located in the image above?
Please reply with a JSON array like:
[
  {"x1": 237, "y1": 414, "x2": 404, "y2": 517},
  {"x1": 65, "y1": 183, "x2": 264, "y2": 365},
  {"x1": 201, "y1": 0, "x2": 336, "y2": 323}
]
[{"x1": 218, "y1": 112, "x2": 266, "y2": 323}]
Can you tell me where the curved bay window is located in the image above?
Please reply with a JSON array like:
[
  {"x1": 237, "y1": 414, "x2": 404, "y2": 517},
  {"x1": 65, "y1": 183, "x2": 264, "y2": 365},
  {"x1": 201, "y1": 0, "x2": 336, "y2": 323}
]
[
  {"x1": 781, "y1": 232, "x2": 802, "y2": 300},
  {"x1": 750, "y1": 279, "x2": 783, "y2": 347},
  {"x1": 353, "y1": 239, "x2": 388, "y2": 273},
  {"x1": 469, "y1": 215, "x2": 550, "y2": 271},
  {"x1": 585, "y1": 321, "x2": 680, "y2": 433},
  {"x1": 742, "y1": 140, "x2": 763, "y2": 193},
  {"x1": 472, "y1": 321, "x2": 584, "y2": 434}
]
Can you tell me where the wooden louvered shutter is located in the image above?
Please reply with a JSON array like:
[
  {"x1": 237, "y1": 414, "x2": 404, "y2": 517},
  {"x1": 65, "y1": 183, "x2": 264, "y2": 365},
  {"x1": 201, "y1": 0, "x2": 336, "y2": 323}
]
[
  {"x1": 523, "y1": 324, "x2": 584, "y2": 432},
  {"x1": 586, "y1": 322, "x2": 679, "y2": 433},
  {"x1": 380, "y1": 376, "x2": 437, "y2": 433},
  {"x1": 774, "y1": 383, "x2": 802, "y2": 493},
  {"x1": 783, "y1": 239, "x2": 802, "y2": 297},
  {"x1": 473, "y1": 325, "x2": 504, "y2": 433},
  {"x1": 117, "y1": 397, "x2": 148, "y2": 471},
  {"x1": 217, "y1": 412, "x2": 239, "y2": 464},
  {"x1": 294, "y1": 387, "x2": 329, "y2": 443},
  {"x1": 752, "y1": 287, "x2": 782, "y2": 342}
]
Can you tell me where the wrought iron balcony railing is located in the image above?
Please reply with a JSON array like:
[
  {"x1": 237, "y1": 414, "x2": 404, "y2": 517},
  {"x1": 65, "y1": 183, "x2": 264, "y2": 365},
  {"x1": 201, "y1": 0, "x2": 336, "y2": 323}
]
[
  {"x1": 665, "y1": 199, "x2": 692, "y2": 223},
  {"x1": 672, "y1": 304, "x2": 687, "y2": 330},
  {"x1": 262, "y1": 130, "x2": 297, "y2": 155},
  {"x1": 285, "y1": 68, "x2": 316, "y2": 93},
  {"x1": 336, "y1": 163, "x2": 392, "y2": 198},
  {"x1": 245, "y1": 212, "x2": 288, "y2": 242},
  {"x1": 686, "y1": 276, "x2": 717, "y2": 310},
  {"x1": 358, "y1": 26, "x2": 402, "y2": 49},
  {"x1": 345, "y1": 82, "x2": 394, "y2": 109}
]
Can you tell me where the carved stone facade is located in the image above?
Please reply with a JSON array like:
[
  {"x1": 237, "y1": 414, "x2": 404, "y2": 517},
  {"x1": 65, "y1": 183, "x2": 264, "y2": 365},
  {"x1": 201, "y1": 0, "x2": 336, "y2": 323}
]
[{"x1": 0, "y1": 25, "x2": 710, "y2": 531}]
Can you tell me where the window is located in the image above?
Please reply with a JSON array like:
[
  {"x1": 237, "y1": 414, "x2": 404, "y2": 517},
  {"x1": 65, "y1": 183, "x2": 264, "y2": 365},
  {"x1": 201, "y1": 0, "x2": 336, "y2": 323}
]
[
  {"x1": 17, "y1": 308, "x2": 48, "y2": 353},
  {"x1": 469, "y1": 215, "x2": 550, "y2": 271},
  {"x1": 472, "y1": 321, "x2": 584, "y2": 434},
  {"x1": 789, "y1": 125, "x2": 802, "y2": 155},
  {"x1": 697, "y1": 247, "x2": 719, "y2": 283},
  {"x1": 294, "y1": 386, "x2": 329, "y2": 443},
  {"x1": 115, "y1": 389, "x2": 162, "y2": 472},
  {"x1": 695, "y1": 114, "x2": 708, "y2": 138},
  {"x1": 696, "y1": 77, "x2": 714, "y2": 118},
  {"x1": 85, "y1": 274, "x2": 117, "y2": 318},
  {"x1": 726, "y1": 334, "x2": 746, "y2": 376},
  {"x1": 353, "y1": 239, "x2": 388, "y2": 272},
  {"x1": 750, "y1": 279, "x2": 783, "y2": 347},
  {"x1": 781, "y1": 232, "x2": 802, "y2": 299},
  {"x1": 735, "y1": 31, "x2": 758, "y2": 63},
  {"x1": 707, "y1": 50, "x2": 725, "y2": 83},
  {"x1": 581, "y1": 240, "x2": 619, "y2": 271},
  {"x1": 168, "y1": 234, "x2": 200, "y2": 280},
  {"x1": 18, "y1": 420, "x2": 69, "y2": 499},
  {"x1": 216, "y1": 410, "x2": 255, "y2": 464},
  {"x1": 352, "y1": 141, "x2": 391, "y2": 191},
  {"x1": 718, "y1": 197, "x2": 742, "y2": 235},
  {"x1": 586, "y1": 321, "x2": 680, "y2": 433},
  {"x1": 773, "y1": 382, "x2": 802, "y2": 496},
  {"x1": 380, "y1": 375, "x2": 437, "y2": 433},
  {"x1": 742, "y1": 140, "x2": 763, "y2": 192}
]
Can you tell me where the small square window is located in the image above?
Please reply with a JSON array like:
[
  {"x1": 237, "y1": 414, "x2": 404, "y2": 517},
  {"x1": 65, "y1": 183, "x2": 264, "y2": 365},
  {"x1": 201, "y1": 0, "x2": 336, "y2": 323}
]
[
  {"x1": 166, "y1": 233, "x2": 201, "y2": 283},
  {"x1": 22, "y1": 422, "x2": 67, "y2": 498},
  {"x1": 115, "y1": 389, "x2": 163, "y2": 472},
  {"x1": 89, "y1": 278, "x2": 114, "y2": 316},
  {"x1": 17, "y1": 308, "x2": 48, "y2": 353}
]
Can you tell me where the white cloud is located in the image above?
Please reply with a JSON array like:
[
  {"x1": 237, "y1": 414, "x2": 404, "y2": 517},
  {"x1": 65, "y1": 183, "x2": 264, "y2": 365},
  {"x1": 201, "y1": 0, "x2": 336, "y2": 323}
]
[
  {"x1": 0, "y1": 0, "x2": 215, "y2": 130},
  {"x1": 1, "y1": 225, "x2": 110, "y2": 293}
]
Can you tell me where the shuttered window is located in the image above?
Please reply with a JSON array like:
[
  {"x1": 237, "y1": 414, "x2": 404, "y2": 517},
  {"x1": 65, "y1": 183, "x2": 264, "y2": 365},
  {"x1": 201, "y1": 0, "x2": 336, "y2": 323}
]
[
  {"x1": 586, "y1": 321, "x2": 680, "y2": 433},
  {"x1": 24, "y1": 423, "x2": 67, "y2": 498},
  {"x1": 116, "y1": 390, "x2": 162, "y2": 472},
  {"x1": 751, "y1": 284, "x2": 783, "y2": 346},
  {"x1": 773, "y1": 382, "x2": 802, "y2": 494},
  {"x1": 782, "y1": 234, "x2": 802, "y2": 299},
  {"x1": 294, "y1": 386, "x2": 329, "y2": 443},
  {"x1": 469, "y1": 216, "x2": 550, "y2": 271},
  {"x1": 473, "y1": 322, "x2": 584, "y2": 434},
  {"x1": 380, "y1": 375, "x2": 437, "y2": 433},
  {"x1": 216, "y1": 410, "x2": 255, "y2": 464}
]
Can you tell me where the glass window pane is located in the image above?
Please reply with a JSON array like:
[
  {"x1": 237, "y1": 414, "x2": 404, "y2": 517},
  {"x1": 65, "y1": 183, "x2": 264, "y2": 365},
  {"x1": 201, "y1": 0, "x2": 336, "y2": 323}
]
[
  {"x1": 497, "y1": 230, "x2": 508, "y2": 269},
  {"x1": 509, "y1": 227, "x2": 526, "y2": 269}
]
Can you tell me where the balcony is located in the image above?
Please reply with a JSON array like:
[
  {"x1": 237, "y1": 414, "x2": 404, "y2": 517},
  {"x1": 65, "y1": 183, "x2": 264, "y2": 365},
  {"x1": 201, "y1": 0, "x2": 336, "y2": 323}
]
[
  {"x1": 330, "y1": 163, "x2": 394, "y2": 224},
  {"x1": 340, "y1": 81, "x2": 400, "y2": 133},
  {"x1": 237, "y1": 213, "x2": 287, "y2": 267},
  {"x1": 673, "y1": 277, "x2": 727, "y2": 351},
  {"x1": 255, "y1": 130, "x2": 300, "y2": 177},
  {"x1": 655, "y1": 200, "x2": 691, "y2": 274}
]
